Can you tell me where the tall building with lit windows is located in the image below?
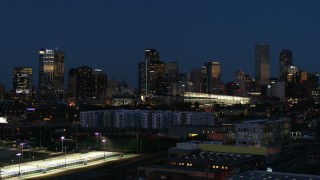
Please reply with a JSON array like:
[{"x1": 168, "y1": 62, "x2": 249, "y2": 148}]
[
  {"x1": 279, "y1": 49, "x2": 293, "y2": 81},
  {"x1": 138, "y1": 49, "x2": 165, "y2": 95},
  {"x1": 68, "y1": 66, "x2": 107, "y2": 99},
  {"x1": 77, "y1": 66, "x2": 93, "y2": 99},
  {"x1": 13, "y1": 67, "x2": 32, "y2": 95},
  {"x1": 38, "y1": 48, "x2": 64, "y2": 99},
  {"x1": 255, "y1": 44, "x2": 270, "y2": 86},
  {"x1": 204, "y1": 61, "x2": 221, "y2": 93},
  {"x1": 234, "y1": 69, "x2": 246, "y2": 95},
  {"x1": 92, "y1": 69, "x2": 107, "y2": 98}
]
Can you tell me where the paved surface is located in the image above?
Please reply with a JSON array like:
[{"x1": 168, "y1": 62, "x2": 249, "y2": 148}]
[{"x1": 0, "y1": 151, "x2": 137, "y2": 180}]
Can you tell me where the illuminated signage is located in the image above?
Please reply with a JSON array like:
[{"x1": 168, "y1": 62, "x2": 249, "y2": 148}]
[{"x1": 0, "y1": 117, "x2": 8, "y2": 124}]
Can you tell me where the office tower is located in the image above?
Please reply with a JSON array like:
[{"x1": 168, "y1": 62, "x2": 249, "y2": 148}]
[
  {"x1": 92, "y1": 69, "x2": 107, "y2": 98},
  {"x1": 145, "y1": 49, "x2": 159, "y2": 62},
  {"x1": 191, "y1": 68, "x2": 202, "y2": 93},
  {"x1": 204, "y1": 61, "x2": 221, "y2": 93},
  {"x1": 0, "y1": 84, "x2": 4, "y2": 100},
  {"x1": 77, "y1": 66, "x2": 93, "y2": 99},
  {"x1": 38, "y1": 48, "x2": 65, "y2": 99},
  {"x1": 279, "y1": 49, "x2": 293, "y2": 81},
  {"x1": 286, "y1": 66, "x2": 299, "y2": 83},
  {"x1": 255, "y1": 44, "x2": 270, "y2": 86},
  {"x1": 200, "y1": 66, "x2": 207, "y2": 93},
  {"x1": 13, "y1": 67, "x2": 32, "y2": 95},
  {"x1": 138, "y1": 49, "x2": 164, "y2": 95},
  {"x1": 165, "y1": 61, "x2": 178, "y2": 74},
  {"x1": 244, "y1": 75, "x2": 255, "y2": 94},
  {"x1": 67, "y1": 68, "x2": 78, "y2": 98},
  {"x1": 234, "y1": 69, "x2": 246, "y2": 95},
  {"x1": 68, "y1": 67, "x2": 107, "y2": 99},
  {"x1": 164, "y1": 62, "x2": 179, "y2": 93}
]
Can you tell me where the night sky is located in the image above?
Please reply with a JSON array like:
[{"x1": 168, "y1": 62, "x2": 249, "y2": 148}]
[{"x1": 0, "y1": 0, "x2": 319, "y2": 90}]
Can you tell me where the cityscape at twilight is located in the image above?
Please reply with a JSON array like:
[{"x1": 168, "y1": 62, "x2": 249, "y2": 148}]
[{"x1": 1, "y1": 1, "x2": 320, "y2": 180}]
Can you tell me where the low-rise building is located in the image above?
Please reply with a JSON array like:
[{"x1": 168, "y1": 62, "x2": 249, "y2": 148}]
[
  {"x1": 138, "y1": 152, "x2": 265, "y2": 180},
  {"x1": 80, "y1": 109, "x2": 214, "y2": 130}
]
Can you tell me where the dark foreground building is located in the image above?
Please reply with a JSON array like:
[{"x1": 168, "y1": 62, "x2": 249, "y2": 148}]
[{"x1": 138, "y1": 152, "x2": 264, "y2": 180}]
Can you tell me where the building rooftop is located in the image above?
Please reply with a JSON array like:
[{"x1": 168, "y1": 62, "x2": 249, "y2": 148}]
[
  {"x1": 171, "y1": 152, "x2": 259, "y2": 165},
  {"x1": 228, "y1": 170, "x2": 320, "y2": 180}
]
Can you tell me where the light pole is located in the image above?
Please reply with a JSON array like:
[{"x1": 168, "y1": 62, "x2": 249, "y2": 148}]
[
  {"x1": 102, "y1": 139, "x2": 106, "y2": 159},
  {"x1": 28, "y1": 145, "x2": 30, "y2": 160},
  {"x1": 61, "y1": 136, "x2": 65, "y2": 153},
  {"x1": 95, "y1": 133, "x2": 99, "y2": 149},
  {"x1": 64, "y1": 147, "x2": 67, "y2": 168},
  {"x1": 157, "y1": 135, "x2": 160, "y2": 152},
  {"x1": 135, "y1": 135, "x2": 139, "y2": 154},
  {"x1": 16, "y1": 153, "x2": 21, "y2": 176},
  {"x1": 20, "y1": 143, "x2": 25, "y2": 161},
  {"x1": 75, "y1": 123, "x2": 78, "y2": 150}
]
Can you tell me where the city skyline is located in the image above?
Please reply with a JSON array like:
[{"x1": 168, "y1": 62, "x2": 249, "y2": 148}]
[{"x1": 0, "y1": 1, "x2": 320, "y2": 89}]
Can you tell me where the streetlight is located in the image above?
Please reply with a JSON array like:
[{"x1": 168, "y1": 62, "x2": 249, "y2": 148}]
[
  {"x1": 157, "y1": 135, "x2": 160, "y2": 152},
  {"x1": 102, "y1": 139, "x2": 106, "y2": 159},
  {"x1": 61, "y1": 136, "x2": 65, "y2": 153},
  {"x1": 64, "y1": 147, "x2": 67, "y2": 168},
  {"x1": 16, "y1": 153, "x2": 21, "y2": 176},
  {"x1": 28, "y1": 145, "x2": 30, "y2": 160},
  {"x1": 20, "y1": 143, "x2": 26, "y2": 161},
  {"x1": 95, "y1": 133, "x2": 100, "y2": 149},
  {"x1": 135, "y1": 135, "x2": 139, "y2": 154}
]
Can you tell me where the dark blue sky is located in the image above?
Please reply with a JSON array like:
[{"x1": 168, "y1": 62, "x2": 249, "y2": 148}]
[{"x1": 0, "y1": 0, "x2": 319, "y2": 89}]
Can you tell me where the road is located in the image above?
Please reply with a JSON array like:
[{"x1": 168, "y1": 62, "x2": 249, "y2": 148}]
[{"x1": 44, "y1": 151, "x2": 168, "y2": 180}]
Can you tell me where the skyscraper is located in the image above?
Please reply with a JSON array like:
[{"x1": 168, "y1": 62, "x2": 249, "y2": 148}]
[
  {"x1": 13, "y1": 67, "x2": 32, "y2": 95},
  {"x1": 234, "y1": 69, "x2": 246, "y2": 95},
  {"x1": 68, "y1": 67, "x2": 107, "y2": 99},
  {"x1": 255, "y1": 44, "x2": 270, "y2": 86},
  {"x1": 279, "y1": 49, "x2": 293, "y2": 81},
  {"x1": 92, "y1": 69, "x2": 107, "y2": 98},
  {"x1": 191, "y1": 68, "x2": 202, "y2": 93},
  {"x1": 38, "y1": 48, "x2": 65, "y2": 99},
  {"x1": 138, "y1": 49, "x2": 164, "y2": 95},
  {"x1": 67, "y1": 68, "x2": 78, "y2": 98},
  {"x1": 204, "y1": 61, "x2": 221, "y2": 93},
  {"x1": 164, "y1": 62, "x2": 179, "y2": 93},
  {"x1": 77, "y1": 66, "x2": 93, "y2": 99}
]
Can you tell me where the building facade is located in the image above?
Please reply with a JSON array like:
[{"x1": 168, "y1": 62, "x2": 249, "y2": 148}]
[
  {"x1": 80, "y1": 109, "x2": 214, "y2": 129},
  {"x1": 38, "y1": 48, "x2": 64, "y2": 99},
  {"x1": 255, "y1": 44, "x2": 270, "y2": 87},
  {"x1": 279, "y1": 49, "x2": 293, "y2": 81},
  {"x1": 67, "y1": 66, "x2": 107, "y2": 99},
  {"x1": 92, "y1": 69, "x2": 107, "y2": 98},
  {"x1": 138, "y1": 49, "x2": 165, "y2": 95},
  {"x1": 205, "y1": 61, "x2": 222, "y2": 93},
  {"x1": 13, "y1": 67, "x2": 32, "y2": 95}
]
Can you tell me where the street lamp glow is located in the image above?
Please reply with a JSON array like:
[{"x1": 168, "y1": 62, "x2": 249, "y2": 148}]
[
  {"x1": 61, "y1": 136, "x2": 65, "y2": 153},
  {"x1": 16, "y1": 153, "x2": 21, "y2": 176}
]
